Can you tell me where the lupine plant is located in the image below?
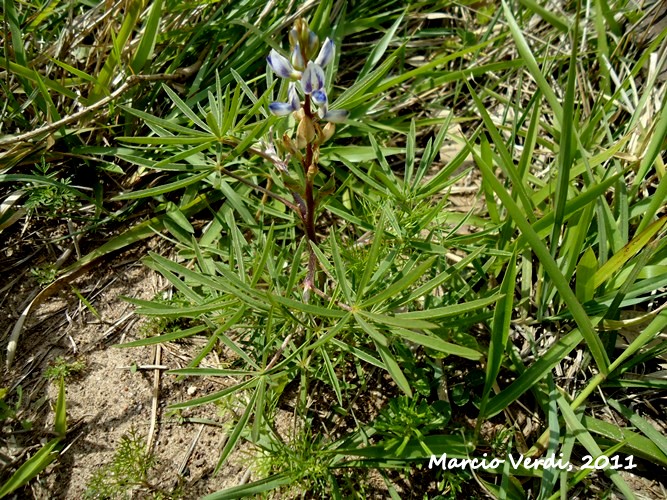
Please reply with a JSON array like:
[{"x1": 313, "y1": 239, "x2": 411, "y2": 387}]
[{"x1": 264, "y1": 18, "x2": 349, "y2": 295}]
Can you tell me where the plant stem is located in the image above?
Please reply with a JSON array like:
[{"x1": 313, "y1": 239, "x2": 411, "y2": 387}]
[
  {"x1": 302, "y1": 95, "x2": 318, "y2": 245},
  {"x1": 300, "y1": 95, "x2": 320, "y2": 295}
]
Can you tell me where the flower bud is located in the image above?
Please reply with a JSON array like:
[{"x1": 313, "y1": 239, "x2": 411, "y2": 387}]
[
  {"x1": 289, "y1": 28, "x2": 299, "y2": 48},
  {"x1": 291, "y1": 44, "x2": 305, "y2": 71},
  {"x1": 311, "y1": 89, "x2": 327, "y2": 107},
  {"x1": 306, "y1": 31, "x2": 319, "y2": 60},
  {"x1": 295, "y1": 18, "x2": 309, "y2": 47},
  {"x1": 269, "y1": 102, "x2": 297, "y2": 116},
  {"x1": 288, "y1": 82, "x2": 301, "y2": 110}
]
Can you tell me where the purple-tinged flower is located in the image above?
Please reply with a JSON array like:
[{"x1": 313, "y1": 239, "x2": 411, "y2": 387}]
[
  {"x1": 291, "y1": 44, "x2": 305, "y2": 71},
  {"x1": 301, "y1": 61, "x2": 325, "y2": 94},
  {"x1": 269, "y1": 82, "x2": 301, "y2": 116},
  {"x1": 289, "y1": 28, "x2": 299, "y2": 47},
  {"x1": 311, "y1": 89, "x2": 327, "y2": 107},
  {"x1": 306, "y1": 31, "x2": 319, "y2": 59},
  {"x1": 288, "y1": 83, "x2": 300, "y2": 109},
  {"x1": 321, "y1": 109, "x2": 349, "y2": 123},
  {"x1": 314, "y1": 38, "x2": 334, "y2": 68},
  {"x1": 267, "y1": 49, "x2": 300, "y2": 79},
  {"x1": 269, "y1": 102, "x2": 298, "y2": 116}
]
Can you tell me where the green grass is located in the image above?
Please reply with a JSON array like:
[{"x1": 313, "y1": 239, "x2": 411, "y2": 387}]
[{"x1": 1, "y1": 0, "x2": 666, "y2": 498}]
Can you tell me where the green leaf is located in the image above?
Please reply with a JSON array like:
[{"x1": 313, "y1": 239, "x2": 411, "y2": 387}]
[
  {"x1": 481, "y1": 254, "x2": 517, "y2": 415},
  {"x1": 606, "y1": 399, "x2": 667, "y2": 461},
  {"x1": 329, "y1": 232, "x2": 353, "y2": 304},
  {"x1": 485, "y1": 328, "x2": 584, "y2": 417},
  {"x1": 358, "y1": 12, "x2": 404, "y2": 79},
  {"x1": 90, "y1": 0, "x2": 143, "y2": 102},
  {"x1": 114, "y1": 324, "x2": 208, "y2": 347},
  {"x1": 593, "y1": 217, "x2": 667, "y2": 289},
  {"x1": 575, "y1": 247, "x2": 598, "y2": 303},
  {"x1": 214, "y1": 387, "x2": 258, "y2": 473},
  {"x1": 130, "y1": 0, "x2": 163, "y2": 73},
  {"x1": 518, "y1": 0, "x2": 570, "y2": 32},
  {"x1": 394, "y1": 294, "x2": 502, "y2": 321},
  {"x1": 54, "y1": 377, "x2": 67, "y2": 436},
  {"x1": 202, "y1": 473, "x2": 292, "y2": 500},
  {"x1": 558, "y1": 396, "x2": 636, "y2": 499},
  {"x1": 359, "y1": 311, "x2": 437, "y2": 330},
  {"x1": 502, "y1": 1, "x2": 563, "y2": 125},
  {"x1": 357, "y1": 208, "x2": 386, "y2": 299},
  {"x1": 354, "y1": 314, "x2": 412, "y2": 397},
  {"x1": 0, "y1": 437, "x2": 62, "y2": 497},
  {"x1": 391, "y1": 327, "x2": 482, "y2": 361},
  {"x1": 168, "y1": 378, "x2": 258, "y2": 410},
  {"x1": 361, "y1": 256, "x2": 437, "y2": 308},
  {"x1": 267, "y1": 293, "x2": 347, "y2": 318}
]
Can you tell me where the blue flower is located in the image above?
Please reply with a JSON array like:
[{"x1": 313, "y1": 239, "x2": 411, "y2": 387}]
[
  {"x1": 314, "y1": 38, "x2": 334, "y2": 68},
  {"x1": 321, "y1": 109, "x2": 349, "y2": 123},
  {"x1": 267, "y1": 49, "x2": 300, "y2": 79},
  {"x1": 268, "y1": 82, "x2": 301, "y2": 116},
  {"x1": 311, "y1": 89, "x2": 327, "y2": 107},
  {"x1": 301, "y1": 61, "x2": 325, "y2": 95}
]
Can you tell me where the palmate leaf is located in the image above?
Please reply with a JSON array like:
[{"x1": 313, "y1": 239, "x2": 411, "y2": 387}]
[
  {"x1": 360, "y1": 256, "x2": 437, "y2": 308},
  {"x1": 119, "y1": 104, "x2": 212, "y2": 137}
]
